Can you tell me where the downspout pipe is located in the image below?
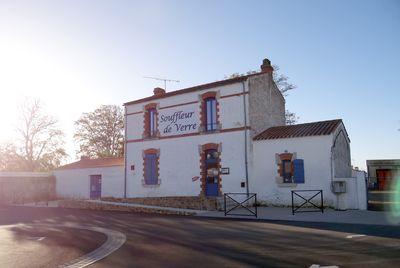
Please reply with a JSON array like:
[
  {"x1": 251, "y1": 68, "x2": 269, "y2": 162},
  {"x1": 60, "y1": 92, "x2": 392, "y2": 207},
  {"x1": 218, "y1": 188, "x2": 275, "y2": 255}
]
[
  {"x1": 124, "y1": 106, "x2": 127, "y2": 199},
  {"x1": 242, "y1": 81, "x2": 249, "y2": 196}
]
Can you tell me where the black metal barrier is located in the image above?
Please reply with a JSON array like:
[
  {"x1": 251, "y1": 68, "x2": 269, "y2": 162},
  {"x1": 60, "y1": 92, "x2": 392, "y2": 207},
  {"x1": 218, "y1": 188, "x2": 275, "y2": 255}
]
[
  {"x1": 224, "y1": 193, "x2": 257, "y2": 217},
  {"x1": 291, "y1": 190, "x2": 323, "y2": 215}
]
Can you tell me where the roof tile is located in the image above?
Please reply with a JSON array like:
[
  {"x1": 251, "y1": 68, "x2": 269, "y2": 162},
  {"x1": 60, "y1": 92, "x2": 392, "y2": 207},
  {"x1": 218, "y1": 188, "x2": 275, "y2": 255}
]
[
  {"x1": 56, "y1": 157, "x2": 124, "y2": 170},
  {"x1": 253, "y1": 119, "x2": 342, "y2": 140}
]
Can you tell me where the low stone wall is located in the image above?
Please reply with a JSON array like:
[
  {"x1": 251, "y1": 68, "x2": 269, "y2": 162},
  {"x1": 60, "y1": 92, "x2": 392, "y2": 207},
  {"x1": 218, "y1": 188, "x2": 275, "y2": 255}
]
[
  {"x1": 0, "y1": 172, "x2": 55, "y2": 204},
  {"x1": 101, "y1": 196, "x2": 219, "y2": 211},
  {"x1": 58, "y1": 200, "x2": 195, "y2": 215}
]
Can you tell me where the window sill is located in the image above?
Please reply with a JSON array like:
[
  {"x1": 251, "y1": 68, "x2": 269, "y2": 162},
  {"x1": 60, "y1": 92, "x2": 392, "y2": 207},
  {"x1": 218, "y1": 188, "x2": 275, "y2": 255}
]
[
  {"x1": 201, "y1": 130, "x2": 220, "y2": 135},
  {"x1": 142, "y1": 179, "x2": 161, "y2": 187},
  {"x1": 277, "y1": 183, "x2": 298, "y2": 188},
  {"x1": 200, "y1": 127, "x2": 222, "y2": 135},
  {"x1": 199, "y1": 124, "x2": 222, "y2": 135},
  {"x1": 142, "y1": 135, "x2": 159, "y2": 140},
  {"x1": 275, "y1": 177, "x2": 297, "y2": 188}
]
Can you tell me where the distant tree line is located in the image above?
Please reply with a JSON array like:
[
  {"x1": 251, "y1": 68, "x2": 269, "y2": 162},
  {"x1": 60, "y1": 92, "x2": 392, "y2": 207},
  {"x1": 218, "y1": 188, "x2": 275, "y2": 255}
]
[
  {"x1": 0, "y1": 99, "x2": 66, "y2": 171},
  {"x1": 74, "y1": 105, "x2": 124, "y2": 158},
  {"x1": 0, "y1": 100, "x2": 124, "y2": 172}
]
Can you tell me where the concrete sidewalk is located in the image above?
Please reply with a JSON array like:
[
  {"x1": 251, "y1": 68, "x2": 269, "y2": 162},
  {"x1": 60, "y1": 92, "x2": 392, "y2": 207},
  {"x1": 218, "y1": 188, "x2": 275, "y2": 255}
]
[
  {"x1": 199, "y1": 206, "x2": 400, "y2": 226},
  {"x1": 16, "y1": 200, "x2": 205, "y2": 215},
  {"x1": 15, "y1": 200, "x2": 400, "y2": 226}
]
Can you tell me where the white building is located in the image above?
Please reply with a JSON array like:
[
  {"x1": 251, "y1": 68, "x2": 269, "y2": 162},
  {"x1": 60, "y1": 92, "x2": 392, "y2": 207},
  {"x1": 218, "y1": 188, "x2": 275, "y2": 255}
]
[
  {"x1": 54, "y1": 58, "x2": 366, "y2": 210},
  {"x1": 122, "y1": 58, "x2": 365, "y2": 209},
  {"x1": 55, "y1": 157, "x2": 124, "y2": 199}
]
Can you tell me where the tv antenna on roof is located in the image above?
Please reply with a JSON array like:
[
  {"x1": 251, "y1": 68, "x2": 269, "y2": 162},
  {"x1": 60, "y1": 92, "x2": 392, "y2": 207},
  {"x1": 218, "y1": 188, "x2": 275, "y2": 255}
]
[{"x1": 143, "y1": 76, "x2": 180, "y2": 91}]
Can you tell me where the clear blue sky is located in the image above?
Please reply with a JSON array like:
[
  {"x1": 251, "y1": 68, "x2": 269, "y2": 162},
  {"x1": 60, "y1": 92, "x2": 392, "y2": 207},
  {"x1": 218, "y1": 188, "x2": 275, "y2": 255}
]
[{"x1": 0, "y1": 0, "x2": 399, "y2": 169}]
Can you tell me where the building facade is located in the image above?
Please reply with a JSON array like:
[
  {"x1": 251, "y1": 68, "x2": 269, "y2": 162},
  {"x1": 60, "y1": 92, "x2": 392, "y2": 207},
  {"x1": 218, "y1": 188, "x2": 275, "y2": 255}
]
[
  {"x1": 123, "y1": 58, "x2": 363, "y2": 209},
  {"x1": 54, "y1": 58, "x2": 365, "y2": 210},
  {"x1": 124, "y1": 59, "x2": 284, "y2": 199},
  {"x1": 366, "y1": 159, "x2": 400, "y2": 210}
]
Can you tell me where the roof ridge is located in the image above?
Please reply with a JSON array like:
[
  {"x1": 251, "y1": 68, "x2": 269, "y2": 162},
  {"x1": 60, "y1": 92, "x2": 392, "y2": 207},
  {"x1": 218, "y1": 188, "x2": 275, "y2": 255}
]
[
  {"x1": 123, "y1": 73, "x2": 262, "y2": 106},
  {"x1": 268, "y1": 119, "x2": 342, "y2": 129},
  {"x1": 56, "y1": 157, "x2": 124, "y2": 170},
  {"x1": 254, "y1": 119, "x2": 343, "y2": 141}
]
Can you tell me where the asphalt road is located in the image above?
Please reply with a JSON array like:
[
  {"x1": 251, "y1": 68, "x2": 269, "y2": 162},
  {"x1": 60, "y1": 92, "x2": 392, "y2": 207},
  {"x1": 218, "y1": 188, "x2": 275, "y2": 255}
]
[{"x1": 0, "y1": 206, "x2": 399, "y2": 268}]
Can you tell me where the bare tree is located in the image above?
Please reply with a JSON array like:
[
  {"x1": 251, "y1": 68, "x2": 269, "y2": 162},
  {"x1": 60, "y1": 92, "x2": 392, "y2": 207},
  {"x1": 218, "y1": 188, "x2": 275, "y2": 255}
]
[
  {"x1": 285, "y1": 110, "x2": 299, "y2": 126},
  {"x1": 271, "y1": 65, "x2": 296, "y2": 97},
  {"x1": 225, "y1": 65, "x2": 299, "y2": 125},
  {"x1": 0, "y1": 99, "x2": 66, "y2": 171},
  {"x1": 0, "y1": 143, "x2": 21, "y2": 171},
  {"x1": 74, "y1": 105, "x2": 124, "y2": 158}
]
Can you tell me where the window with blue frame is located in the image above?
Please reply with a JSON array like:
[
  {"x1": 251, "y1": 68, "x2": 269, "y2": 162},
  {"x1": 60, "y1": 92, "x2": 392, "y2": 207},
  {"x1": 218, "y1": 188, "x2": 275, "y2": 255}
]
[
  {"x1": 205, "y1": 98, "x2": 217, "y2": 131},
  {"x1": 144, "y1": 152, "x2": 158, "y2": 185},
  {"x1": 282, "y1": 159, "x2": 293, "y2": 183},
  {"x1": 148, "y1": 108, "x2": 157, "y2": 137},
  {"x1": 279, "y1": 155, "x2": 305, "y2": 184}
]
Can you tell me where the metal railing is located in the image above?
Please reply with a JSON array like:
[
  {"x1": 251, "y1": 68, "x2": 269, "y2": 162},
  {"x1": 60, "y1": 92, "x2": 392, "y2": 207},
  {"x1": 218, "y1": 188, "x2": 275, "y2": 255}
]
[
  {"x1": 224, "y1": 193, "x2": 257, "y2": 217},
  {"x1": 291, "y1": 190, "x2": 323, "y2": 215}
]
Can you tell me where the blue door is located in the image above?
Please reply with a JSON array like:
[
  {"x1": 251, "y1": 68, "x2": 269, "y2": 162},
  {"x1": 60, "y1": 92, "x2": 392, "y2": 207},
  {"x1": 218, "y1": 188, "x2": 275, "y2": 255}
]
[
  {"x1": 206, "y1": 177, "x2": 218, "y2": 196},
  {"x1": 205, "y1": 149, "x2": 219, "y2": 197},
  {"x1": 90, "y1": 175, "x2": 102, "y2": 199}
]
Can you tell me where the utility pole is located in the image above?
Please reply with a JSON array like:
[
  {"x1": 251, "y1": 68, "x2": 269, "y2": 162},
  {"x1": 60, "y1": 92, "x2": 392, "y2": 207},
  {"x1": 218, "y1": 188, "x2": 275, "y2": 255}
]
[{"x1": 143, "y1": 76, "x2": 180, "y2": 90}]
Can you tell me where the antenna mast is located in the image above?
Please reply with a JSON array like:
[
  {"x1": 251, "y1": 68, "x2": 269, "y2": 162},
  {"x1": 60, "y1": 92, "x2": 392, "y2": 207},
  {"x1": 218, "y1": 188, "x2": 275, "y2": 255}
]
[{"x1": 143, "y1": 76, "x2": 180, "y2": 90}]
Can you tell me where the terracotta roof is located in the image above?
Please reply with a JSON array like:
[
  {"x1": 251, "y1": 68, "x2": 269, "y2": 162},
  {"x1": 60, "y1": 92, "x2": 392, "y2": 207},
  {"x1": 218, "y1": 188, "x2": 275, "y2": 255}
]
[
  {"x1": 56, "y1": 157, "x2": 124, "y2": 170},
  {"x1": 123, "y1": 72, "x2": 266, "y2": 106},
  {"x1": 253, "y1": 119, "x2": 343, "y2": 140}
]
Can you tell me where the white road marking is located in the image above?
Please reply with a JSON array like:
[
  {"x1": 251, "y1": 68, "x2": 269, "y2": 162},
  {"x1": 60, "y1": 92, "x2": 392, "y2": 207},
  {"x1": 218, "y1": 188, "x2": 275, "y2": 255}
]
[
  {"x1": 310, "y1": 264, "x2": 339, "y2": 268},
  {"x1": 0, "y1": 223, "x2": 126, "y2": 268},
  {"x1": 56, "y1": 224, "x2": 126, "y2": 268},
  {"x1": 346, "y1": 234, "x2": 366, "y2": 239},
  {"x1": 26, "y1": 236, "x2": 46, "y2": 241}
]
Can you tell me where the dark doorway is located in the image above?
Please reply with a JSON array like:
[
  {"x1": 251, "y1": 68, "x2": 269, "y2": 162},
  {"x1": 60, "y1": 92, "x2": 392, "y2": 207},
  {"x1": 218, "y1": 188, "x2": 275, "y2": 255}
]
[
  {"x1": 204, "y1": 149, "x2": 219, "y2": 196},
  {"x1": 90, "y1": 175, "x2": 102, "y2": 199},
  {"x1": 376, "y1": 169, "x2": 392, "y2": 190}
]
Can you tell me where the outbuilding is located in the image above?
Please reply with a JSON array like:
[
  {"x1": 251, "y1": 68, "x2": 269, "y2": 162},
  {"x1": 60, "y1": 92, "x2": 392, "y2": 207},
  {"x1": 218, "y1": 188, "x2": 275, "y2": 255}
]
[
  {"x1": 366, "y1": 159, "x2": 400, "y2": 210},
  {"x1": 252, "y1": 120, "x2": 366, "y2": 209},
  {"x1": 54, "y1": 157, "x2": 124, "y2": 199}
]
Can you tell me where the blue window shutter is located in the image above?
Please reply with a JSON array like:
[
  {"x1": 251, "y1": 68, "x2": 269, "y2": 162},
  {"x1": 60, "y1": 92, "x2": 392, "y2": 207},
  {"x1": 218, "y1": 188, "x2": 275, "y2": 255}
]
[
  {"x1": 151, "y1": 154, "x2": 158, "y2": 184},
  {"x1": 145, "y1": 153, "x2": 158, "y2": 185},
  {"x1": 205, "y1": 98, "x2": 217, "y2": 131},
  {"x1": 293, "y1": 159, "x2": 305, "y2": 183},
  {"x1": 206, "y1": 100, "x2": 212, "y2": 130},
  {"x1": 145, "y1": 154, "x2": 152, "y2": 184}
]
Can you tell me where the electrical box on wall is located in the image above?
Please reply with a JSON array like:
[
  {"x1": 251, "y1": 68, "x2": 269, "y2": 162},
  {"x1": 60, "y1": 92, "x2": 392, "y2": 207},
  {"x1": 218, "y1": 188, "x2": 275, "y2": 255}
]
[
  {"x1": 332, "y1": 181, "x2": 346, "y2": 193},
  {"x1": 131, "y1": 165, "x2": 135, "y2": 171}
]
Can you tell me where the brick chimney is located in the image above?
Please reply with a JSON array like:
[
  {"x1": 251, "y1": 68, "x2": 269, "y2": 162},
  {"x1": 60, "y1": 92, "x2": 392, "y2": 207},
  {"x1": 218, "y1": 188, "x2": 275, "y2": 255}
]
[
  {"x1": 260, "y1": 58, "x2": 274, "y2": 73},
  {"x1": 153, "y1": 87, "x2": 166, "y2": 96}
]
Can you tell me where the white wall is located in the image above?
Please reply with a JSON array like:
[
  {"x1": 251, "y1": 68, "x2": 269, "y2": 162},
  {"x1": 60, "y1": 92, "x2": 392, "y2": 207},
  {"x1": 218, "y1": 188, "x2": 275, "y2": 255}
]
[
  {"x1": 125, "y1": 81, "x2": 250, "y2": 198},
  {"x1": 354, "y1": 170, "x2": 368, "y2": 210},
  {"x1": 126, "y1": 131, "x2": 247, "y2": 197},
  {"x1": 54, "y1": 166, "x2": 124, "y2": 199},
  {"x1": 251, "y1": 135, "x2": 337, "y2": 207},
  {"x1": 334, "y1": 170, "x2": 367, "y2": 210}
]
